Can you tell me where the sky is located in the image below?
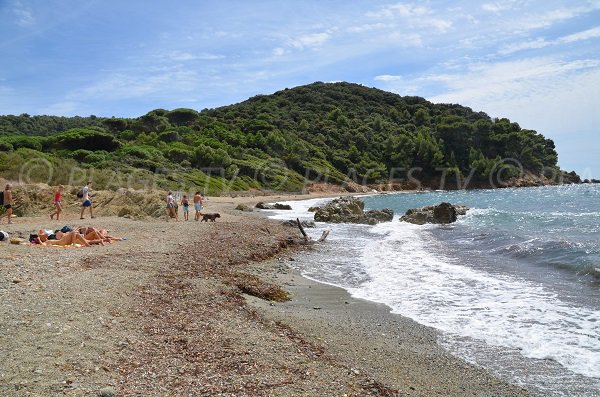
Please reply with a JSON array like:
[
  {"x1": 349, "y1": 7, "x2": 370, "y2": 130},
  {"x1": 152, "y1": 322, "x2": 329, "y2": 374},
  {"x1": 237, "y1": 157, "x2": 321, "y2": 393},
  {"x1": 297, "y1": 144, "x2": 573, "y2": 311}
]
[{"x1": 1, "y1": 0, "x2": 599, "y2": 178}]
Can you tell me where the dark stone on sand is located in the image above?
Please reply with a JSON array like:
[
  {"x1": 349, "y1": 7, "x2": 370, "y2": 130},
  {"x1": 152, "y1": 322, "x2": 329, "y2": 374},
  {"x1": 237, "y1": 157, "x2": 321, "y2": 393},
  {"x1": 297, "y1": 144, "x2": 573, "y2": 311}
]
[
  {"x1": 282, "y1": 219, "x2": 316, "y2": 228},
  {"x1": 400, "y1": 202, "x2": 469, "y2": 225},
  {"x1": 235, "y1": 204, "x2": 253, "y2": 212},
  {"x1": 313, "y1": 196, "x2": 393, "y2": 225},
  {"x1": 255, "y1": 202, "x2": 274, "y2": 209},
  {"x1": 255, "y1": 202, "x2": 292, "y2": 210}
]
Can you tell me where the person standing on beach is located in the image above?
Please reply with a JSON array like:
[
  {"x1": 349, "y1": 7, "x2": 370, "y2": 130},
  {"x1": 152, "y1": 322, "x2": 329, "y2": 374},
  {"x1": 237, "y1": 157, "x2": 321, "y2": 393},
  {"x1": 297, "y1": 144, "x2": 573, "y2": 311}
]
[
  {"x1": 193, "y1": 191, "x2": 204, "y2": 221},
  {"x1": 79, "y1": 181, "x2": 94, "y2": 219},
  {"x1": 50, "y1": 185, "x2": 64, "y2": 220},
  {"x1": 166, "y1": 191, "x2": 178, "y2": 221},
  {"x1": 181, "y1": 194, "x2": 190, "y2": 221},
  {"x1": 1, "y1": 184, "x2": 14, "y2": 224}
]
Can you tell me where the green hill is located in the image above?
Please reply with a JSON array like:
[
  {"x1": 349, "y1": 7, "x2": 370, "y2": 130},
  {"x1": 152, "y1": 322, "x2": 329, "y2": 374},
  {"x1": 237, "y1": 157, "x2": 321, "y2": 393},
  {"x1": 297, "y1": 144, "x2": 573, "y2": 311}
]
[{"x1": 0, "y1": 82, "x2": 565, "y2": 193}]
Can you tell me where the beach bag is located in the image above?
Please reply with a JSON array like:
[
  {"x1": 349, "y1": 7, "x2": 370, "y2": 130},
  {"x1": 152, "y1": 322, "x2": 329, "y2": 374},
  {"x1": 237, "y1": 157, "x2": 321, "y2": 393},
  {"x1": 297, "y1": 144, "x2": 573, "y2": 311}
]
[
  {"x1": 76, "y1": 188, "x2": 84, "y2": 198},
  {"x1": 0, "y1": 231, "x2": 8, "y2": 241}
]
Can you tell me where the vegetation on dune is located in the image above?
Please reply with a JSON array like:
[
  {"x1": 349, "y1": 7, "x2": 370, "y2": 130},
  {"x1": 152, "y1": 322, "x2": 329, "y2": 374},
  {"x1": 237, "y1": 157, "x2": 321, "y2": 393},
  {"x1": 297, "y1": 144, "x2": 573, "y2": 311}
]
[{"x1": 0, "y1": 82, "x2": 563, "y2": 193}]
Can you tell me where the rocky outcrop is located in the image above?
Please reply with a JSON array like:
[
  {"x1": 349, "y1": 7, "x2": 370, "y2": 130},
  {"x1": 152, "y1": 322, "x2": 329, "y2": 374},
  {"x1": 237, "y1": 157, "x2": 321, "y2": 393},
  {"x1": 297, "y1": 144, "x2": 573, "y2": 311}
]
[
  {"x1": 313, "y1": 197, "x2": 393, "y2": 225},
  {"x1": 400, "y1": 202, "x2": 469, "y2": 225},
  {"x1": 255, "y1": 202, "x2": 292, "y2": 210},
  {"x1": 364, "y1": 209, "x2": 394, "y2": 222}
]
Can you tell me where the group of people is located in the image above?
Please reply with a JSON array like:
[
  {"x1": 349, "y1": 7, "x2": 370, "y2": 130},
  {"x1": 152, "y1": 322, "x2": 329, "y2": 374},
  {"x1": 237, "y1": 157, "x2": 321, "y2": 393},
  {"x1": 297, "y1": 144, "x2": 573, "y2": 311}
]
[
  {"x1": 32, "y1": 226, "x2": 123, "y2": 247},
  {"x1": 1, "y1": 182, "x2": 95, "y2": 225},
  {"x1": 166, "y1": 191, "x2": 205, "y2": 221},
  {"x1": 2, "y1": 182, "x2": 207, "y2": 225}
]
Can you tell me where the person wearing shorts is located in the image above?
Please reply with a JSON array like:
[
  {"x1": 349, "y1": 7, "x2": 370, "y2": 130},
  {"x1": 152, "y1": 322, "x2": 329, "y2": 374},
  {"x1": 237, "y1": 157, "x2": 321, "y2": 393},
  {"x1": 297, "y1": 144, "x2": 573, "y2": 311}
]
[
  {"x1": 79, "y1": 182, "x2": 94, "y2": 219},
  {"x1": 2, "y1": 184, "x2": 13, "y2": 224},
  {"x1": 193, "y1": 191, "x2": 204, "y2": 221},
  {"x1": 181, "y1": 194, "x2": 190, "y2": 221},
  {"x1": 166, "y1": 191, "x2": 178, "y2": 221}
]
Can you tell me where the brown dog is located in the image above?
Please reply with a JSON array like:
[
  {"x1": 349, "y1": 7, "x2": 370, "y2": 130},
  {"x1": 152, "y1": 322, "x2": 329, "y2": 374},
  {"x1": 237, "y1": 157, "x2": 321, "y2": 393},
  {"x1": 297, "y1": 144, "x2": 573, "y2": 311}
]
[{"x1": 201, "y1": 213, "x2": 221, "y2": 222}]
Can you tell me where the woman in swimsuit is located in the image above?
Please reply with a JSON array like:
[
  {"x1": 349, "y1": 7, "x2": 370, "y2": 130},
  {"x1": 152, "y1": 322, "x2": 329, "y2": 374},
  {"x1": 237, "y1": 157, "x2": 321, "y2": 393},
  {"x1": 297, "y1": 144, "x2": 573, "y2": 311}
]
[{"x1": 50, "y1": 185, "x2": 64, "y2": 220}]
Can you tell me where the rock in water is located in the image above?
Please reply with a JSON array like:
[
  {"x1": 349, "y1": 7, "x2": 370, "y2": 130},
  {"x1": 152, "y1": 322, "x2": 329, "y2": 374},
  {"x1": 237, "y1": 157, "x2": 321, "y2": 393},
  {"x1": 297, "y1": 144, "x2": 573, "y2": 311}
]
[
  {"x1": 273, "y1": 203, "x2": 292, "y2": 210},
  {"x1": 433, "y1": 202, "x2": 457, "y2": 223},
  {"x1": 314, "y1": 196, "x2": 393, "y2": 224},
  {"x1": 365, "y1": 208, "x2": 394, "y2": 222},
  {"x1": 400, "y1": 202, "x2": 469, "y2": 225}
]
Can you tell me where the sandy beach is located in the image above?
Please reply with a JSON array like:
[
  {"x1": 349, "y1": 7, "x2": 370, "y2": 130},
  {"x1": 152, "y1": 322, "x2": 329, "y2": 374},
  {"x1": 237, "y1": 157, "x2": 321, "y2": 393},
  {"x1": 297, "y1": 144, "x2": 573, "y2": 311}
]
[{"x1": 0, "y1": 191, "x2": 528, "y2": 396}]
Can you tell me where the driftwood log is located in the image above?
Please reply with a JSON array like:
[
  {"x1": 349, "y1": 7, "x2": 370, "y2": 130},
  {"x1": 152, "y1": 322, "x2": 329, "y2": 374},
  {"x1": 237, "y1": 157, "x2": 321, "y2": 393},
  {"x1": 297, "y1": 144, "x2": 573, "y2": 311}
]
[{"x1": 285, "y1": 218, "x2": 329, "y2": 245}]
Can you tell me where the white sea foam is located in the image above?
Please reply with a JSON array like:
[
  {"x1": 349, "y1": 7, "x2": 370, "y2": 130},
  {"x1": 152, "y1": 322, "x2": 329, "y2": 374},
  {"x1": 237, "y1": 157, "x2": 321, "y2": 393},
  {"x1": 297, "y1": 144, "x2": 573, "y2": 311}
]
[
  {"x1": 348, "y1": 221, "x2": 600, "y2": 379},
  {"x1": 262, "y1": 197, "x2": 331, "y2": 220}
]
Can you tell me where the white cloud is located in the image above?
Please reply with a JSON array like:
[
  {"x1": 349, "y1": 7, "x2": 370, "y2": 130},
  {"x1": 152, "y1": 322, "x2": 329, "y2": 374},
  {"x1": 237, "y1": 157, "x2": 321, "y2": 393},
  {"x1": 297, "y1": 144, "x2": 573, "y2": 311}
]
[
  {"x1": 290, "y1": 32, "x2": 330, "y2": 49},
  {"x1": 347, "y1": 23, "x2": 388, "y2": 33},
  {"x1": 386, "y1": 32, "x2": 423, "y2": 46},
  {"x1": 560, "y1": 26, "x2": 600, "y2": 43},
  {"x1": 374, "y1": 75, "x2": 403, "y2": 82},
  {"x1": 12, "y1": 1, "x2": 35, "y2": 27},
  {"x1": 481, "y1": 1, "x2": 518, "y2": 13},
  {"x1": 272, "y1": 47, "x2": 286, "y2": 57},
  {"x1": 499, "y1": 26, "x2": 600, "y2": 55},
  {"x1": 499, "y1": 38, "x2": 550, "y2": 55},
  {"x1": 423, "y1": 58, "x2": 600, "y2": 133},
  {"x1": 367, "y1": 3, "x2": 428, "y2": 19},
  {"x1": 365, "y1": 2, "x2": 451, "y2": 32},
  {"x1": 516, "y1": 5, "x2": 600, "y2": 32}
]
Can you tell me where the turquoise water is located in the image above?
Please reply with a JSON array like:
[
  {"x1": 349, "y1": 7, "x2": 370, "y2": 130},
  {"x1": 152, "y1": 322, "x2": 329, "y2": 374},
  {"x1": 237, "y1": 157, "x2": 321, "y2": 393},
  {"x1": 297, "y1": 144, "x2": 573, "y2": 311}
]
[{"x1": 267, "y1": 185, "x2": 600, "y2": 396}]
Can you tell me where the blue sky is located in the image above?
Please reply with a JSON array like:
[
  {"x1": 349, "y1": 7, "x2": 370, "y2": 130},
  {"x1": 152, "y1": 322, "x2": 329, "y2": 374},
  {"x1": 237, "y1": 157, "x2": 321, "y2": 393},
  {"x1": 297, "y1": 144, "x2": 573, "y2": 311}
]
[{"x1": 1, "y1": 0, "x2": 599, "y2": 178}]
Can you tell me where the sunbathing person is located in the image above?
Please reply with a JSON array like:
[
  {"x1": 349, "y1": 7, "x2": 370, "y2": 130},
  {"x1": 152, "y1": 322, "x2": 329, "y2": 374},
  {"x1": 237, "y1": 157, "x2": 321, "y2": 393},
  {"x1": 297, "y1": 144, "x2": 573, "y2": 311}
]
[
  {"x1": 41, "y1": 231, "x2": 104, "y2": 247},
  {"x1": 79, "y1": 227, "x2": 122, "y2": 242}
]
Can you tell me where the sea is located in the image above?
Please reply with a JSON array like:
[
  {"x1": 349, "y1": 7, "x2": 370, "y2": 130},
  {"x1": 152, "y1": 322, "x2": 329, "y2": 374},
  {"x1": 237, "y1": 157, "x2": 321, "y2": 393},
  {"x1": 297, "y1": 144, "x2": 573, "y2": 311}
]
[{"x1": 266, "y1": 184, "x2": 600, "y2": 397}]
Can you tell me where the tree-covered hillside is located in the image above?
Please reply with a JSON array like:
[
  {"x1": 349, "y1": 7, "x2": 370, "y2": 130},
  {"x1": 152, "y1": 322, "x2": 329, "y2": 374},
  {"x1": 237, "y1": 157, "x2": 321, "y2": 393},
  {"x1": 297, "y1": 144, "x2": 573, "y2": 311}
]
[{"x1": 0, "y1": 82, "x2": 564, "y2": 193}]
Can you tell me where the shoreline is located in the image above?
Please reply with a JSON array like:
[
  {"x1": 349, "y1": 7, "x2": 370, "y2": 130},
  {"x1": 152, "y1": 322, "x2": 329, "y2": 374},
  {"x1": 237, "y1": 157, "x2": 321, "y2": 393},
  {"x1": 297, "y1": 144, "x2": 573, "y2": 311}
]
[
  {"x1": 246, "y1": 260, "x2": 528, "y2": 395},
  {"x1": 0, "y1": 191, "x2": 530, "y2": 395}
]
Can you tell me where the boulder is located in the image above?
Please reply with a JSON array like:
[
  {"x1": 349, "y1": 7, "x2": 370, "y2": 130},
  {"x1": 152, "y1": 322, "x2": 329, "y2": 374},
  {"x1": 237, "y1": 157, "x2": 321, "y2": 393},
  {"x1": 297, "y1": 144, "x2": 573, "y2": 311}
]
[
  {"x1": 314, "y1": 196, "x2": 393, "y2": 224},
  {"x1": 235, "y1": 204, "x2": 253, "y2": 212},
  {"x1": 282, "y1": 219, "x2": 316, "y2": 228},
  {"x1": 255, "y1": 202, "x2": 292, "y2": 210},
  {"x1": 364, "y1": 208, "x2": 394, "y2": 223},
  {"x1": 400, "y1": 202, "x2": 469, "y2": 225}
]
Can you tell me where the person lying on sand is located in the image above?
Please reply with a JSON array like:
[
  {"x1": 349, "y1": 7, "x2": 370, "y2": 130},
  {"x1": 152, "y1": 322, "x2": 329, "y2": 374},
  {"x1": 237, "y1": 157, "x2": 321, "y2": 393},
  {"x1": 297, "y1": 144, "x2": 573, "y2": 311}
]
[
  {"x1": 38, "y1": 231, "x2": 104, "y2": 247},
  {"x1": 78, "y1": 227, "x2": 123, "y2": 243}
]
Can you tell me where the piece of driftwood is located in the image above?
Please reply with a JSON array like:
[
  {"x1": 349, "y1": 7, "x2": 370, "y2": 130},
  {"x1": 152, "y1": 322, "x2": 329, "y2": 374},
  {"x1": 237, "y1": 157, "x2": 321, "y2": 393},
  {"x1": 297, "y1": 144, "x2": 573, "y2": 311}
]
[
  {"x1": 284, "y1": 218, "x2": 329, "y2": 245},
  {"x1": 296, "y1": 218, "x2": 309, "y2": 241}
]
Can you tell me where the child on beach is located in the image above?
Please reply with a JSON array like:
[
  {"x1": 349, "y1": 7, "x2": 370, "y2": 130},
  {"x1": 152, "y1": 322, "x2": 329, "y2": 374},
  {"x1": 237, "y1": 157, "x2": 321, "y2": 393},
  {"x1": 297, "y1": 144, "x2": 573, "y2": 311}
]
[
  {"x1": 193, "y1": 191, "x2": 204, "y2": 221},
  {"x1": 166, "y1": 191, "x2": 178, "y2": 221},
  {"x1": 1, "y1": 184, "x2": 14, "y2": 224},
  {"x1": 50, "y1": 185, "x2": 64, "y2": 220},
  {"x1": 181, "y1": 194, "x2": 190, "y2": 221}
]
